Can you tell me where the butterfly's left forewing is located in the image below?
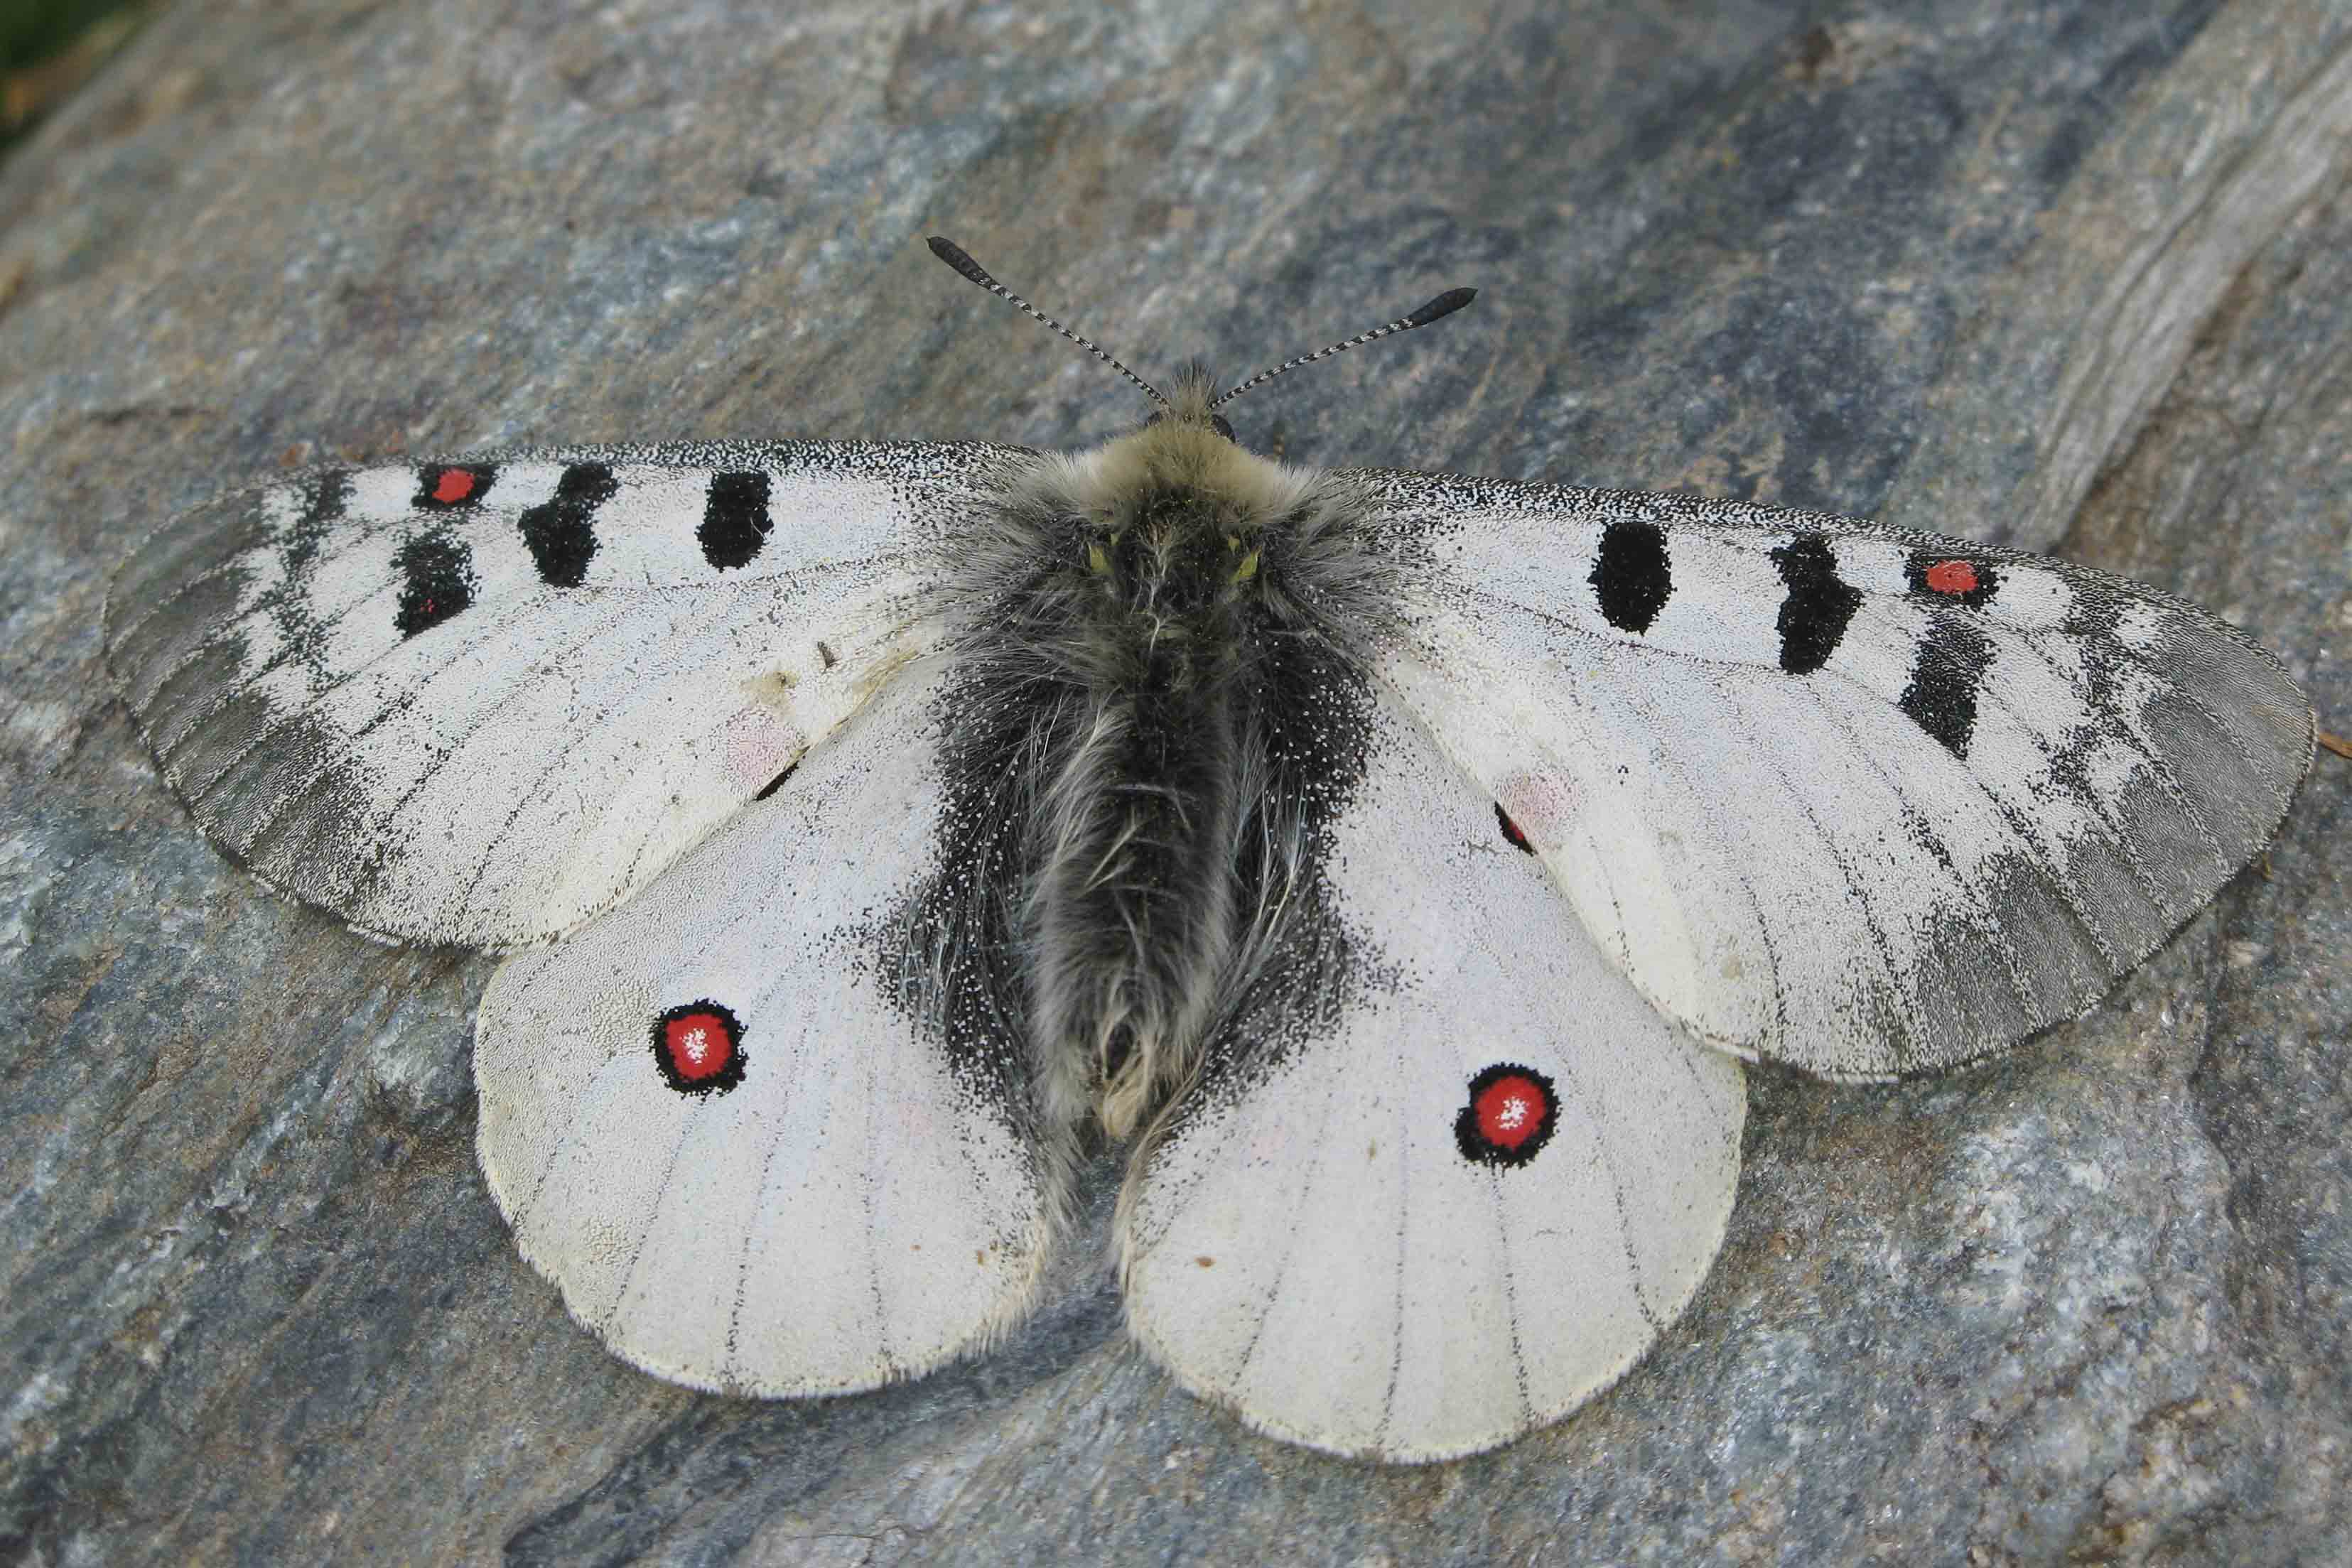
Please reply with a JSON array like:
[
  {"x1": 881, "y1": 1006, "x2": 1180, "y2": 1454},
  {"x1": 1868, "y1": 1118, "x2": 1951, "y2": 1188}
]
[{"x1": 104, "y1": 440, "x2": 1030, "y2": 949}]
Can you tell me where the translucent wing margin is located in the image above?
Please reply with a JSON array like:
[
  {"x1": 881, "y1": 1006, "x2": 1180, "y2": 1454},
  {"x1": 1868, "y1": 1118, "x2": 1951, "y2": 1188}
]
[
  {"x1": 1118, "y1": 679, "x2": 1744, "y2": 1463},
  {"x1": 1349, "y1": 468, "x2": 2314, "y2": 1078},
  {"x1": 104, "y1": 439, "x2": 1032, "y2": 948}
]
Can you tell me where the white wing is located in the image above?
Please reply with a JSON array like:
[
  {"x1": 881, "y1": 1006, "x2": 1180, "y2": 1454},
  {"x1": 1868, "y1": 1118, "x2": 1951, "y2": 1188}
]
[
  {"x1": 103, "y1": 440, "x2": 1030, "y2": 948},
  {"x1": 1353, "y1": 470, "x2": 2313, "y2": 1077},
  {"x1": 475, "y1": 656, "x2": 1062, "y2": 1395},
  {"x1": 1119, "y1": 678, "x2": 1744, "y2": 1463}
]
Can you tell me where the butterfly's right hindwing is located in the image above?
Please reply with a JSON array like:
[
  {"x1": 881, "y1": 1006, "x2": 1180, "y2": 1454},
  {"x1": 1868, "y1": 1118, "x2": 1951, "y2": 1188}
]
[
  {"x1": 103, "y1": 440, "x2": 1030, "y2": 948},
  {"x1": 1119, "y1": 678, "x2": 1744, "y2": 1463},
  {"x1": 475, "y1": 656, "x2": 1061, "y2": 1395}
]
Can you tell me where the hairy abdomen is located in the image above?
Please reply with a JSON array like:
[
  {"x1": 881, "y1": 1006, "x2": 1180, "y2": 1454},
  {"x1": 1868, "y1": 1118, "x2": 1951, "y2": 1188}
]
[{"x1": 1029, "y1": 617, "x2": 1247, "y2": 1137}]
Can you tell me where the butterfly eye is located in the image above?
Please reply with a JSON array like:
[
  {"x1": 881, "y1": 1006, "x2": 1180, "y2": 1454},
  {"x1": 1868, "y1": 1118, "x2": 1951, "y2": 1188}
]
[{"x1": 1209, "y1": 414, "x2": 1236, "y2": 442}]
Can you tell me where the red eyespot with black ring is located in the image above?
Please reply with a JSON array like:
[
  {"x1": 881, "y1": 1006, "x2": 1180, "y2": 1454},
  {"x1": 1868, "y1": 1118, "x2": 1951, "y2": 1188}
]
[{"x1": 1455, "y1": 1062, "x2": 1558, "y2": 1167}]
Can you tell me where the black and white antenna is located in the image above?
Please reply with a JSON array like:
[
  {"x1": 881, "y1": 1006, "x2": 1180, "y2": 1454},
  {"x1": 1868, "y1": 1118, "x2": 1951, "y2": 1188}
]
[
  {"x1": 1209, "y1": 286, "x2": 1477, "y2": 412},
  {"x1": 927, "y1": 235, "x2": 1476, "y2": 413},
  {"x1": 927, "y1": 237, "x2": 1168, "y2": 409}
]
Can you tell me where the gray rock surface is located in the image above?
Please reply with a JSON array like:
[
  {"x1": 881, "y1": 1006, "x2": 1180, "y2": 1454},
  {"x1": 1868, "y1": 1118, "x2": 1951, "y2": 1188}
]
[{"x1": 2, "y1": 0, "x2": 2346, "y2": 1561}]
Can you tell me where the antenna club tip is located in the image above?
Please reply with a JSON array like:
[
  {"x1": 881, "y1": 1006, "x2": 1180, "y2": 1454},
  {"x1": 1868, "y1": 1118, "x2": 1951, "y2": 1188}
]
[
  {"x1": 926, "y1": 236, "x2": 991, "y2": 284},
  {"x1": 1404, "y1": 286, "x2": 1478, "y2": 328}
]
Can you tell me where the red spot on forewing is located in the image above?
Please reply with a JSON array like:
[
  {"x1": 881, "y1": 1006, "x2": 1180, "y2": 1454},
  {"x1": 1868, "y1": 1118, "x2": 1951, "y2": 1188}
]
[
  {"x1": 1474, "y1": 1073, "x2": 1549, "y2": 1151},
  {"x1": 1924, "y1": 558, "x2": 1980, "y2": 596},
  {"x1": 433, "y1": 467, "x2": 478, "y2": 504}
]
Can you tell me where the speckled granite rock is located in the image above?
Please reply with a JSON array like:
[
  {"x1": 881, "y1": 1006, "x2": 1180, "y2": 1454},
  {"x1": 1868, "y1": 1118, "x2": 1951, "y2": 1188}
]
[{"x1": 2, "y1": 1, "x2": 2345, "y2": 1562}]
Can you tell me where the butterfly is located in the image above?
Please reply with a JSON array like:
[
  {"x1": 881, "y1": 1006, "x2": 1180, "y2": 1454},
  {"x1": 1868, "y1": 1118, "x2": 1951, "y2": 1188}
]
[{"x1": 100, "y1": 237, "x2": 2314, "y2": 1462}]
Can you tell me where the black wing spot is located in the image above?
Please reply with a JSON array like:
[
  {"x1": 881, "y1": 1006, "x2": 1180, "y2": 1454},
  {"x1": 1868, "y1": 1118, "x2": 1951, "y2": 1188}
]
[
  {"x1": 392, "y1": 528, "x2": 477, "y2": 637},
  {"x1": 1590, "y1": 518, "x2": 1672, "y2": 633},
  {"x1": 700, "y1": 471, "x2": 775, "y2": 570},
  {"x1": 1899, "y1": 615, "x2": 1994, "y2": 758},
  {"x1": 271, "y1": 470, "x2": 355, "y2": 681},
  {"x1": 1770, "y1": 531, "x2": 1862, "y2": 675},
  {"x1": 517, "y1": 462, "x2": 619, "y2": 588},
  {"x1": 282, "y1": 469, "x2": 352, "y2": 573}
]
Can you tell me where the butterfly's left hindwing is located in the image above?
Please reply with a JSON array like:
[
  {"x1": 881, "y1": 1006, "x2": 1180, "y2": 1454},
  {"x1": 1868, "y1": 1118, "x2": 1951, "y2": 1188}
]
[
  {"x1": 1356, "y1": 470, "x2": 2314, "y2": 1078},
  {"x1": 103, "y1": 440, "x2": 1030, "y2": 948}
]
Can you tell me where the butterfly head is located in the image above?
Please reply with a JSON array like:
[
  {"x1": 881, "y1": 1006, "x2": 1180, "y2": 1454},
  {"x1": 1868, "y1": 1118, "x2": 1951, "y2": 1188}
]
[
  {"x1": 1078, "y1": 371, "x2": 1295, "y2": 607},
  {"x1": 1141, "y1": 366, "x2": 1241, "y2": 445},
  {"x1": 932, "y1": 233, "x2": 1463, "y2": 635}
]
